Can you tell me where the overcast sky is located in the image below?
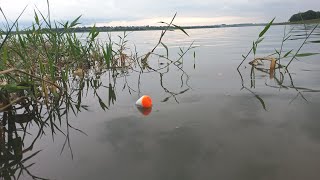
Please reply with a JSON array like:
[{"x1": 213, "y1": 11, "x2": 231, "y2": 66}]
[{"x1": 1, "y1": 0, "x2": 319, "y2": 26}]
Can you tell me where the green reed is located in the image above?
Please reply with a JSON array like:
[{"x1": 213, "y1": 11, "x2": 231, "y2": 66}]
[
  {"x1": 0, "y1": 3, "x2": 194, "y2": 178},
  {"x1": 238, "y1": 17, "x2": 320, "y2": 110},
  {"x1": 0, "y1": 7, "x2": 191, "y2": 110}
]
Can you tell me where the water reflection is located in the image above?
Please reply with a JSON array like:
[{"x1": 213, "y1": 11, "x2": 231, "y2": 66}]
[
  {"x1": 1, "y1": 109, "x2": 46, "y2": 179},
  {"x1": 238, "y1": 62, "x2": 320, "y2": 110},
  {"x1": 102, "y1": 116, "x2": 220, "y2": 180},
  {"x1": 136, "y1": 106, "x2": 152, "y2": 116},
  {"x1": 0, "y1": 29, "x2": 194, "y2": 179},
  {"x1": 237, "y1": 24, "x2": 320, "y2": 110}
]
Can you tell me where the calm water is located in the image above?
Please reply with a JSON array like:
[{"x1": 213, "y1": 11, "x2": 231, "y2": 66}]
[{"x1": 7, "y1": 25, "x2": 320, "y2": 179}]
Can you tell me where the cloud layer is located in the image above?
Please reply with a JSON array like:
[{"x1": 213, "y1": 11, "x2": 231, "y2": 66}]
[{"x1": 1, "y1": 0, "x2": 319, "y2": 26}]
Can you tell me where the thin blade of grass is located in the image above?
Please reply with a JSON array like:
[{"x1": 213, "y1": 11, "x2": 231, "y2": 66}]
[
  {"x1": 70, "y1": 15, "x2": 82, "y2": 28},
  {"x1": 161, "y1": 42, "x2": 169, "y2": 58},
  {"x1": 0, "y1": 7, "x2": 9, "y2": 28},
  {"x1": 0, "y1": 6, "x2": 27, "y2": 50},
  {"x1": 283, "y1": 49, "x2": 293, "y2": 58},
  {"x1": 255, "y1": 37, "x2": 265, "y2": 44},
  {"x1": 259, "y1": 17, "x2": 275, "y2": 38},
  {"x1": 172, "y1": 24, "x2": 189, "y2": 36}
]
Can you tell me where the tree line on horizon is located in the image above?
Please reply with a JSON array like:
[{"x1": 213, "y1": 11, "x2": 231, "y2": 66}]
[{"x1": 289, "y1": 10, "x2": 320, "y2": 22}]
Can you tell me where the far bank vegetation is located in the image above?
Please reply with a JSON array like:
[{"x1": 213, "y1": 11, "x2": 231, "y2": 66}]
[{"x1": 289, "y1": 10, "x2": 320, "y2": 22}]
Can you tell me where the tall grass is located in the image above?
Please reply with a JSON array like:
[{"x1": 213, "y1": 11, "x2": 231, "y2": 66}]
[
  {"x1": 0, "y1": 8, "x2": 193, "y2": 109},
  {"x1": 0, "y1": 3, "x2": 194, "y2": 179}
]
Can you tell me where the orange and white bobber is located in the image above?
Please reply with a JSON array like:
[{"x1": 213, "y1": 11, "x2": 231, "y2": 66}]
[{"x1": 136, "y1": 95, "x2": 152, "y2": 108}]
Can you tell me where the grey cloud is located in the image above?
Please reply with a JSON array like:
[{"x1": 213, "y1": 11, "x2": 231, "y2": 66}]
[{"x1": 1, "y1": 0, "x2": 319, "y2": 24}]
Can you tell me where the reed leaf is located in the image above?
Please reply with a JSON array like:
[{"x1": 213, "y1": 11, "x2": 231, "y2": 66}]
[
  {"x1": 0, "y1": 84, "x2": 30, "y2": 91},
  {"x1": 259, "y1": 17, "x2": 275, "y2": 38},
  {"x1": 283, "y1": 49, "x2": 293, "y2": 58},
  {"x1": 255, "y1": 37, "x2": 265, "y2": 44},
  {"x1": 172, "y1": 24, "x2": 189, "y2": 36},
  {"x1": 296, "y1": 53, "x2": 320, "y2": 57},
  {"x1": 70, "y1": 15, "x2": 82, "y2": 28},
  {"x1": 0, "y1": 6, "x2": 27, "y2": 50},
  {"x1": 161, "y1": 42, "x2": 169, "y2": 58},
  {"x1": 284, "y1": 35, "x2": 292, "y2": 42},
  {"x1": 34, "y1": 11, "x2": 40, "y2": 25},
  {"x1": 309, "y1": 40, "x2": 320, "y2": 43}
]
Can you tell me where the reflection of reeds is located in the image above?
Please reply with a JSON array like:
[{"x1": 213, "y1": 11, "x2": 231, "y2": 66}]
[
  {"x1": 238, "y1": 17, "x2": 320, "y2": 110},
  {"x1": 0, "y1": 110, "x2": 48, "y2": 180}
]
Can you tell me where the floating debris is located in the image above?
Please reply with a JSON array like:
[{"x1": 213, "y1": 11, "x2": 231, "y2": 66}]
[{"x1": 249, "y1": 57, "x2": 277, "y2": 79}]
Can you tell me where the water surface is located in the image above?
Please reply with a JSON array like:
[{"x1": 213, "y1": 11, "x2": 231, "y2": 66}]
[{"x1": 6, "y1": 25, "x2": 320, "y2": 180}]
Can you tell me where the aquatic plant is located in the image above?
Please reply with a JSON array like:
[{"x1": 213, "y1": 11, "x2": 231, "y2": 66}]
[
  {"x1": 0, "y1": 1, "x2": 194, "y2": 178},
  {"x1": 238, "y1": 17, "x2": 320, "y2": 110}
]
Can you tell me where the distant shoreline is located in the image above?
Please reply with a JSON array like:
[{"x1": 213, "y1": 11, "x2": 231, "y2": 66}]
[
  {"x1": 59, "y1": 18, "x2": 320, "y2": 32},
  {"x1": 274, "y1": 18, "x2": 320, "y2": 25},
  {"x1": 13, "y1": 18, "x2": 320, "y2": 34},
  {"x1": 65, "y1": 19, "x2": 320, "y2": 33}
]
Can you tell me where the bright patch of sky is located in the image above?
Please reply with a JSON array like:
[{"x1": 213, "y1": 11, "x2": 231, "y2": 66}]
[{"x1": 0, "y1": 0, "x2": 319, "y2": 26}]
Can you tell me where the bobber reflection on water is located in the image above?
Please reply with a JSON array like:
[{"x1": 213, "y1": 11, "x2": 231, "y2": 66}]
[
  {"x1": 136, "y1": 95, "x2": 152, "y2": 116},
  {"x1": 136, "y1": 106, "x2": 152, "y2": 116}
]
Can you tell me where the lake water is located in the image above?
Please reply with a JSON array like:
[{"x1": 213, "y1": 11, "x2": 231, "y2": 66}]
[{"x1": 4, "y1": 25, "x2": 320, "y2": 180}]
